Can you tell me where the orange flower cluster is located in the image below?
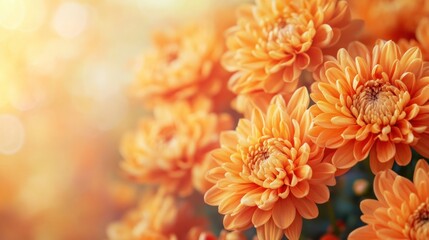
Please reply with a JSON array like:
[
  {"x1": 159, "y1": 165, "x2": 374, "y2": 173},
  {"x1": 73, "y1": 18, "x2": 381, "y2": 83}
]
[{"x1": 111, "y1": 1, "x2": 429, "y2": 240}]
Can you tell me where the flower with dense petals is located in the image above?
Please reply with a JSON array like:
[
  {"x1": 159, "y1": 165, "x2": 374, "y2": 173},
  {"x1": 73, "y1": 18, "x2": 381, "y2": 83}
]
[
  {"x1": 204, "y1": 87, "x2": 336, "y2": 240},
  {"x1": 310, "y1": 40, "x2": 429, "y2": 173},
  {"x1": 107, "y1": 190, "x2": 207, "y2": 240},
  {"x1": 349, "y1": 159, "x2": 429, "y2": 240},
  {"x1": 131, "y1": 21, "x2": 233, "y2": 111},
  {"x1": 350, "y1": 0, "x2": 429, "y2": 41},
  {"x1": 222, "y1": 0, "x2": 359, "y2": 107},
  {"x1": 121, "y1": 99, "x2": 232, "y2": 197}
]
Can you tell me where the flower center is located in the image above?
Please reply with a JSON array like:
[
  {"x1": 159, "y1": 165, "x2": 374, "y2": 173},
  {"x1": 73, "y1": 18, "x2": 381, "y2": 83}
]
[
  {"x1": 241, "y1": 136, "x2": 312, "y2": 196},
  {"x1": 351, "y1": 79, "x2": 406, "y2": 127},
  {"x1": 265, "y1": 13, "x2": 314, "y2": 53},
  {"x1": 406, "y1": 200, "x2": 429, "y2": 240},
  {"x1": 277, "y1": 20, "x2": 296, "y2": 39}
]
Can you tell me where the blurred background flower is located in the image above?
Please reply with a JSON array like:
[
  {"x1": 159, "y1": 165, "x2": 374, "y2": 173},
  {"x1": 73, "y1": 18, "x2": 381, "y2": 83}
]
[{"x1": 0, "y1": 0, "x2": 239, "y2": 239}]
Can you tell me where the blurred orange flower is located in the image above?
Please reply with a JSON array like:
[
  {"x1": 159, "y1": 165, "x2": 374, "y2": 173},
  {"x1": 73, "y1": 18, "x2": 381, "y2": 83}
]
[
  {"x1": 399, "y1": 17, "x2": 429, "y2": 61},
  {"x1": 310, "y1": 40, "x2": 429, "y2": 173},
  {"x1": 350, "y1": 0, "x2": 429, "y2": 41},
  {"x1": 349, "y1": 159, "x2": 429, "y2": 240},
  {"x1": 131, "y1": 21, "x2": 233, "y2": 111},
  {"x1": 204, "y1": 87, "x2": 336, "y2": 240},
  {"x1": 121, "y1": 99, "x2": 232, "y2": 197},
  {"x1": 107, "y1": 190, "x2": 206, "y2": 240},
  {"x1": 222, "y1": 0, "x2": 358, "y2": 106}
]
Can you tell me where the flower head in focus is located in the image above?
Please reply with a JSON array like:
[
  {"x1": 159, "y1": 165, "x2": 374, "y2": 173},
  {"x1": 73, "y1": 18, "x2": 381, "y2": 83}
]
[
  {"x1": 204, "y1": 87, "x2": 336, "y2": 240},
  {"x1": 349, "y1": 159, "x2": 429, "y2": 240},
  {"x1": 131, "y1": 22, "x2": 233, "y2": 111},
  {"x1": 107, "y1": 190, "x2": 206, "y2": 240},
  {"x1": 310, "y1": 40, "x2": 429, "y2": 173},
  {"x1": 121, "y1": 99, "x2": 232, "y2": 197},
  {"x1": 222, "y1": 0, "x2": 359, "y2": 112}
]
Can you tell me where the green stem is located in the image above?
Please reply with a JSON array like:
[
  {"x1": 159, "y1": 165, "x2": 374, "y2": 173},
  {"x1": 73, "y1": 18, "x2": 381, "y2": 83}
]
[{"x1": 327, "y1": 200, "x2": 340, "y2": 235}]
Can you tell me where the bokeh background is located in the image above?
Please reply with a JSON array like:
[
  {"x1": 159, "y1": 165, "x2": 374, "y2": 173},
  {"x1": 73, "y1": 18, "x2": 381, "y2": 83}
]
[{"x1": 0, "y1": 1, "x2": 233, "y2": 239}]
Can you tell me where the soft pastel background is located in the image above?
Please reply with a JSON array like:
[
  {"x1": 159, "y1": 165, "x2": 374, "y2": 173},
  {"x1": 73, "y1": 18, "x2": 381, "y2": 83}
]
[{"x1": 0, "y1": 1, "x2": 233, "y2": 239}]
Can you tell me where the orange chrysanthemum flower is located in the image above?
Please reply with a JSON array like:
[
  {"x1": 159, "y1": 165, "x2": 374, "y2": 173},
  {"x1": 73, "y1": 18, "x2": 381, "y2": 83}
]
[
  {"x1": 349, "y1": 159, "x2": 429, "y2": 239},
  {"x1": 107, "y1": 190, "x2": 206, "y2": 240},
  {"x1": 310, "y1": 40, "x2": 429, "y2": 173},
  {"x1": 204, "y1": 87, "x2": 336, "y2": 240},
  {"x1": 121, "y1": 99, "x2": 232, "y2": 196},
  {"x1": 131, "y1": 21, "x2": 233, "y2": 111},
  {"x1": 350, "y1": 0, "x2": 429, "y2": 41},
  {"x1": 222, "y1": 0, "x2": 358, "y2": 104}
]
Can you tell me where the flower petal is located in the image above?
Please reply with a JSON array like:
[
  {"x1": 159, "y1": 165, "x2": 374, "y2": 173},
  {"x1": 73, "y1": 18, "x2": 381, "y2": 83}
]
[
  {"x1": 291, "y1": 181, "x2": 310, "y2": 198},
  {"x1": 272, "y1": 199, "x2": 296, "y2": 229},
  {"x1": 375, "y1": 140, "x2": 395, "y2": 163},
  {"x1": 332, "y1": 141, "x2": 358, "y2": 169},
  {"x1": 393, "y1": 143, "x2": 411, "y2": 166},
  {"x1": 256, "y1": 218, "x2": 283, "y2": 240},
  {"x1": 292, "y1": 197, "x2": 318, "y2": 219},
  {"x1": 252, "y1": 208, "x2": 272, "y2": 227},
  {"x1": 284, "y1": 215, "x2": 302, "y2": 240},
  {"x1": 348, "y1": 226, "x2": 378, "y2": 240}
]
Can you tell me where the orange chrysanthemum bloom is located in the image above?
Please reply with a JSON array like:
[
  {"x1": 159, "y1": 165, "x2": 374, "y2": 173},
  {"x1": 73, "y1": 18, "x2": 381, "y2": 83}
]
[
  {"x1": 349, "y1": 159, "x2": 429, "y2": 240},
  {"x1": 121, "y1": 99, "x2": 232, "y2": 196},
  {"x1": 350, "y1": 0, "x2": 429, "y2": 41},
  {"x1": 204, "y1": 87, "x2": 336, "y2": 240},
  {"x1": 310, "y1": 40, "x2": 429, "y2": 173},
  {"x1": 399, "y1": 18, "x2": 429, "y2": 61},
  {"x1": 107, "y1": 190, "x2": 206, "y2": 240},
  {"x1": 131, "y1": 21, "x2": 233, "y2": 111},
  {"x1": 222, "y1": 0, "x2": 358, "y2": 103}
]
